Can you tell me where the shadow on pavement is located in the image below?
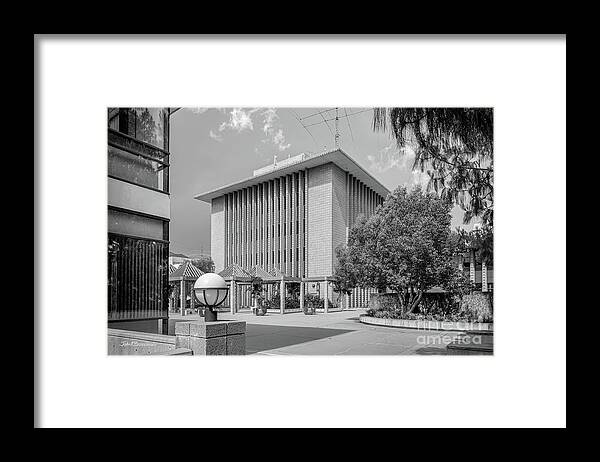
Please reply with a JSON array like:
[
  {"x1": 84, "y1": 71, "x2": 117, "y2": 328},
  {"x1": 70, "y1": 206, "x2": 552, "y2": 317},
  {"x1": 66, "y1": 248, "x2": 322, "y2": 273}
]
[
  {"x1": 414, "y1": 347, "x2": 449, "y2": 355},
  {"x1": 414, "y1": 346, "x2": 493, "y2": 355},
  {"x1": 245, "y1": 324, "x2": 353, "y2": 354}
]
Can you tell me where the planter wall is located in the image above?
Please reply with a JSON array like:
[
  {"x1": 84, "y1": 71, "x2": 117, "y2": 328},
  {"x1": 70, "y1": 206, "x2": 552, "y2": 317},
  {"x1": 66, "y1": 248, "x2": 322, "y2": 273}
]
[
  {"x1": 108, "y1": 328, "x2": 177, "y2": 355},
  {"x1": 359, "y1": 315, "x2": 493, "y2": 332}
]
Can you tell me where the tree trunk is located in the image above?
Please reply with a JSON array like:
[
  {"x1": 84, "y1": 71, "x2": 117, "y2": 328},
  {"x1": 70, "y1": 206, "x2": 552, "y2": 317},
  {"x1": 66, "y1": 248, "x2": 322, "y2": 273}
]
[
  {"x1": 396, "y1": 291, "x2": 405, "y2": 313},
  {"x1": 405, "y1": 291, "x2": 423, "y2": 314}
]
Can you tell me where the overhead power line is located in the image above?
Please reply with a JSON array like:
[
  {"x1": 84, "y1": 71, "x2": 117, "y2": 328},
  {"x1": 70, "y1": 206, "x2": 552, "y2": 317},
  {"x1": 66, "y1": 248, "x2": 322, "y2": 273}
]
[
  {"x1": 291, "y1": 108, "x2": 373, "y2": 152},
  {"x1": 320, "y1": 111, "x2": 334, "y2": 138},
  {"x1": 299, "y1": 108, "x2": 337, "y2": 121},
  {"x1": 290, "y1": 109, "x2": 318, "y2": 149},
  {"x1": 302, "y1": 108, "x2": 372, "y2": 128},
  {"x1": 344, "y1": 107, "x2": 355, "y2": 144}
]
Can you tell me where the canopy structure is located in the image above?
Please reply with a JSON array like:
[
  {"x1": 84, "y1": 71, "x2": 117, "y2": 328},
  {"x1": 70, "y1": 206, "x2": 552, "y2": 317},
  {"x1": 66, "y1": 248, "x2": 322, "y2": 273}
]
[
  {"x1": 268, "y1": 266, "x2": 301, "y2": 282},
  {"x1": 168, "y1": 261, "x2": 204, "y2": 315},
  {"x1": 218, "y1": 263, "x2": 252, "y2": 282},
  {"x1": 259, "y1": 267, "x2": 300, "y2": 314},
  {"x1": 248, "y1": 265, "x2": 275, "y2": 280},
  {"x1": 169, "y1": 260, "x2": 204, "y2": 282},
  {"x1": 216, "y1": 264, "x2": 253, "y2": 314}
]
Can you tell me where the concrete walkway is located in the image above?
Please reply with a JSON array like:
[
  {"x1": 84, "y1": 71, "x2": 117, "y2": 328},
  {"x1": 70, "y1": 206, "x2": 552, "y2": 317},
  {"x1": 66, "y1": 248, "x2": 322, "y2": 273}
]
[{"x1": 169, "y1": 310, "x2": 491, "y2": 355}]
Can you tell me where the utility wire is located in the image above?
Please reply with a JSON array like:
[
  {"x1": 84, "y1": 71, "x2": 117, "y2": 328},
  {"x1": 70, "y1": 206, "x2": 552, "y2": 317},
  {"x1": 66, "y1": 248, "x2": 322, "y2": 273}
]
[
  {"x1": 303, "y1": 108, "x2": 372, "y2": 128},
  {"x1": 320, "y1": 111, "x2": 334, "y2": 138},
  {"x1": 299, "y1": 108, "x2": 337, "y2": 121},
  {"x1": 344, "y1": 107, "x2": 355, "y2": 144},
  {"x1": 290, "y1": 109, "x2": 318, "y2": 149}
]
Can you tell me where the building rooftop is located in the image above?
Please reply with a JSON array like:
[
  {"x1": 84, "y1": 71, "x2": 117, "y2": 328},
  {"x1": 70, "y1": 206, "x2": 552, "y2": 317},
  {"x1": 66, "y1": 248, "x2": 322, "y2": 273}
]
[
  {"x1": 168, "y1": 260, "x2": 204, "y2": 281},
  {"x1": 169, "y1": 251, "x2": 190, "y2": 258},
  {"x1": 194, "y1": 148, "x2": 391, "y2": 203}
]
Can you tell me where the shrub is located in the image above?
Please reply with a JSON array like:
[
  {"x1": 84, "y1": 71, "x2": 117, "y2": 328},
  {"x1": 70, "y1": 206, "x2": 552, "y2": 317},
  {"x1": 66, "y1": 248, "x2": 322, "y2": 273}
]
[
  {"x1": 264, "y1": 294, "x2": 301, "y2": 311},
  {"x1": 303, "y1": 303, "x2": 316, "y2": 315},
  {"x1": 368, "y1": 293, "x2": 400, "y2": 311},
  {"x1": 264, "y1": 295, "x2": 280, "y2": 310},
  {"x1": 366, "y1": 291, "x2": 493, "y2": 323},
  {"x1": 458, "y1": 292, "x2": 493, "y2": 323},
  {"x1": 304, "y1": 294, "x2": 324, "y2": 310},
  {"x1": 286, "y1": 297, "x2": 300, "y2": 311}
]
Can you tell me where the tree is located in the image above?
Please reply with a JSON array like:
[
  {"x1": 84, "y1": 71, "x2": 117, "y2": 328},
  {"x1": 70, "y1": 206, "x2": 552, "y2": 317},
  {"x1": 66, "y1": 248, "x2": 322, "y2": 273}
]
[
  {"x1": 334, "y1": 185, "x2": 461, "y2": 315},
  {"x1": 455, "y1": 224, "x2": 494, "y2": 266},
  {"x1": 373, "y1": 108, "x2": 493, "y2": 226},
  {"x1": 247, "y1": 276, "x2": 265, "y2": 307},
  {"x1": 287, "y1": 282, "x2": 300, "y2": 299},
  {"x1": 190, "y1": 255, "x2": 215, "y2": 274},
  {"x1": 332, "y1": 246, "x2": 358, "y2": 296},
  {"x1": 331, "y1": 248, "x2": 357, "y2": 308},
  {"x1": 334, "y1": 217, "x2": 389, "y2": 295},
  {"x1": 134, "y1": 108, "x2": 165, "y2": 147}
]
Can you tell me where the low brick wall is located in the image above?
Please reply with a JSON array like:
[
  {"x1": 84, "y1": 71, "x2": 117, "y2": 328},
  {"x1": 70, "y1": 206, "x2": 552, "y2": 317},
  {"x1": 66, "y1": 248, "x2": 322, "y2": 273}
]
[
  {"x1": 108, "y1": 328, "x2": 181, "y2": 355},
  {"x1": 359, "y1": 315, "x2": 493, "y2": 332}
]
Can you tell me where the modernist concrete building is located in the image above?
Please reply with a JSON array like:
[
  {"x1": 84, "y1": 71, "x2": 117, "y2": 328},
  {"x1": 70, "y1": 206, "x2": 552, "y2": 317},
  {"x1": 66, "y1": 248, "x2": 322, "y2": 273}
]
[{"x1": 195, "y1": 149, "x2": 391, "y2": 310}]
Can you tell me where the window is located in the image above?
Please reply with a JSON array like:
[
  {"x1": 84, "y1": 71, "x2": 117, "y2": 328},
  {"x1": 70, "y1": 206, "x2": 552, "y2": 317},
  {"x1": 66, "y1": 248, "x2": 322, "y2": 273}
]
[
  {"x1": 108, "y1": 108, "x2": 170, "y2": 192},
  {"x1": 108, "y1": 208, "x2": 167, "y2": 241},
  {"x1": 108, "y1": 233, "x2": 168, "y2": 321},
  {"x1": 108, "y1": 145, "x2": 167, "y2": 190},
  {"x1": 108, "y1": 108, "x2": 168, "y2": 149}
]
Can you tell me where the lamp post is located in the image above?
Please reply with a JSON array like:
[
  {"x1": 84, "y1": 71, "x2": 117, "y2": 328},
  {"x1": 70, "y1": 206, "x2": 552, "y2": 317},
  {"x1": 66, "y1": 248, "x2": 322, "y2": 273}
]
[{"x1": 193, "y1": 273, "x2": 229, "y2": 322}]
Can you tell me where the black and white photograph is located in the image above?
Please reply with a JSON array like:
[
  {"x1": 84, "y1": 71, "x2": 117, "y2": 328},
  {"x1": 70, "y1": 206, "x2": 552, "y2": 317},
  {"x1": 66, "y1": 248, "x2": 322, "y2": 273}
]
[
  {"x1": 107, "y1": 107, "x2": 494, "y2": 356},
  {"x1": 35, "y1": 35, "x2": 566, "y2": 428}
]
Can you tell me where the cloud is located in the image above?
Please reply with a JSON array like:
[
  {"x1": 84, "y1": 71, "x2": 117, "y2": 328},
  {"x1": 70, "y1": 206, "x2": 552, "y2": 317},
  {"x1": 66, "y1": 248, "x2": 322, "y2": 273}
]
[
  {"x1": 367, "y1": 142, "x2": 413, "y2": 173},
  {"x1": 272, "y1": 128, "x2": 291, "y2": 151},
  {"x1": 411, "y1": 169, "x2": 430, "y2": 188},
  {"x1": 209, "y1": 129, "x2": 223, "y2": 142},
  {"x1": 261, "y1": 108, "x2": 291, "y2": 151},
  {"x1": 368, "y1": 142, "x2": 430, "y2": 189},
  {"x1": 218, "y1": 108, "x2": 259, "y2": 133},
  {"x1": 208, "y1": 107, "x2": 291, "y2": 151},
  {"x1": 262, "y1": 108, "x2": 278, "y2": 134},
  {"x1": 191, "y1": 107, "x2": 209, "y2": 115}
]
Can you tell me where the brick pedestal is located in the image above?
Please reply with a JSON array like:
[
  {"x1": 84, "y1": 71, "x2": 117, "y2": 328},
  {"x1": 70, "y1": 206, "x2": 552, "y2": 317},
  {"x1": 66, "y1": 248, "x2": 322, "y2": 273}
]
[{"x1": 175, "y1": 320, "x2": 246, "y2": 355}]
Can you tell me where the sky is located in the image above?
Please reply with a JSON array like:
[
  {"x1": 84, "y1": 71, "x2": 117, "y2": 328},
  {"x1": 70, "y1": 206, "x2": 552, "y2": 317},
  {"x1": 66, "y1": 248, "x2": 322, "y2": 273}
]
[{"x1": 168, "y1": 107, "x2": 474, "y2": 257}]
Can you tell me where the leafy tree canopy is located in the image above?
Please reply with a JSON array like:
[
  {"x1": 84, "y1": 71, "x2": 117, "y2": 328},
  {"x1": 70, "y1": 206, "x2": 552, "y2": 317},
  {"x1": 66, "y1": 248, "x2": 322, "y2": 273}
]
[
  {"x1": 190, "y1": 255, "x2": 215, "y2": 274},
  {"x1": 334, "y1": 186, "x2": 470, "y2": 314},
  {"x1": 373, "y1": 108, "x2": 493, "y2": 227},
  {"x1": 453, "y1": 224, "x2": 494, "y2": 265}
]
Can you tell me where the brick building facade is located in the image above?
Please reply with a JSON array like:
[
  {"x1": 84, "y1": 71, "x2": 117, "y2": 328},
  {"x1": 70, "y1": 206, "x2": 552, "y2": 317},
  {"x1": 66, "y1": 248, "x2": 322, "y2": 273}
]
[{"x1": 195, "y1": 149, "x2": 390, "y2": 308}]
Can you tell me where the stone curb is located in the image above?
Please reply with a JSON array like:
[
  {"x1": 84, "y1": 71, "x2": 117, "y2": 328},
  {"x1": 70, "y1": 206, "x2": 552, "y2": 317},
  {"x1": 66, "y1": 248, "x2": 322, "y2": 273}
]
[{"x1": 359, "y1": 315, "x2": 493, "y2": 332}]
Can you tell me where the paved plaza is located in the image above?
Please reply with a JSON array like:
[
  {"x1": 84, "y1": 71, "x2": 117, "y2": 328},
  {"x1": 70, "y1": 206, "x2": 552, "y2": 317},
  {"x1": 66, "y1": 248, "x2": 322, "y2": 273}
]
[{"x1": 169, "y1": 310, "x2": 490, "y2": 355}]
